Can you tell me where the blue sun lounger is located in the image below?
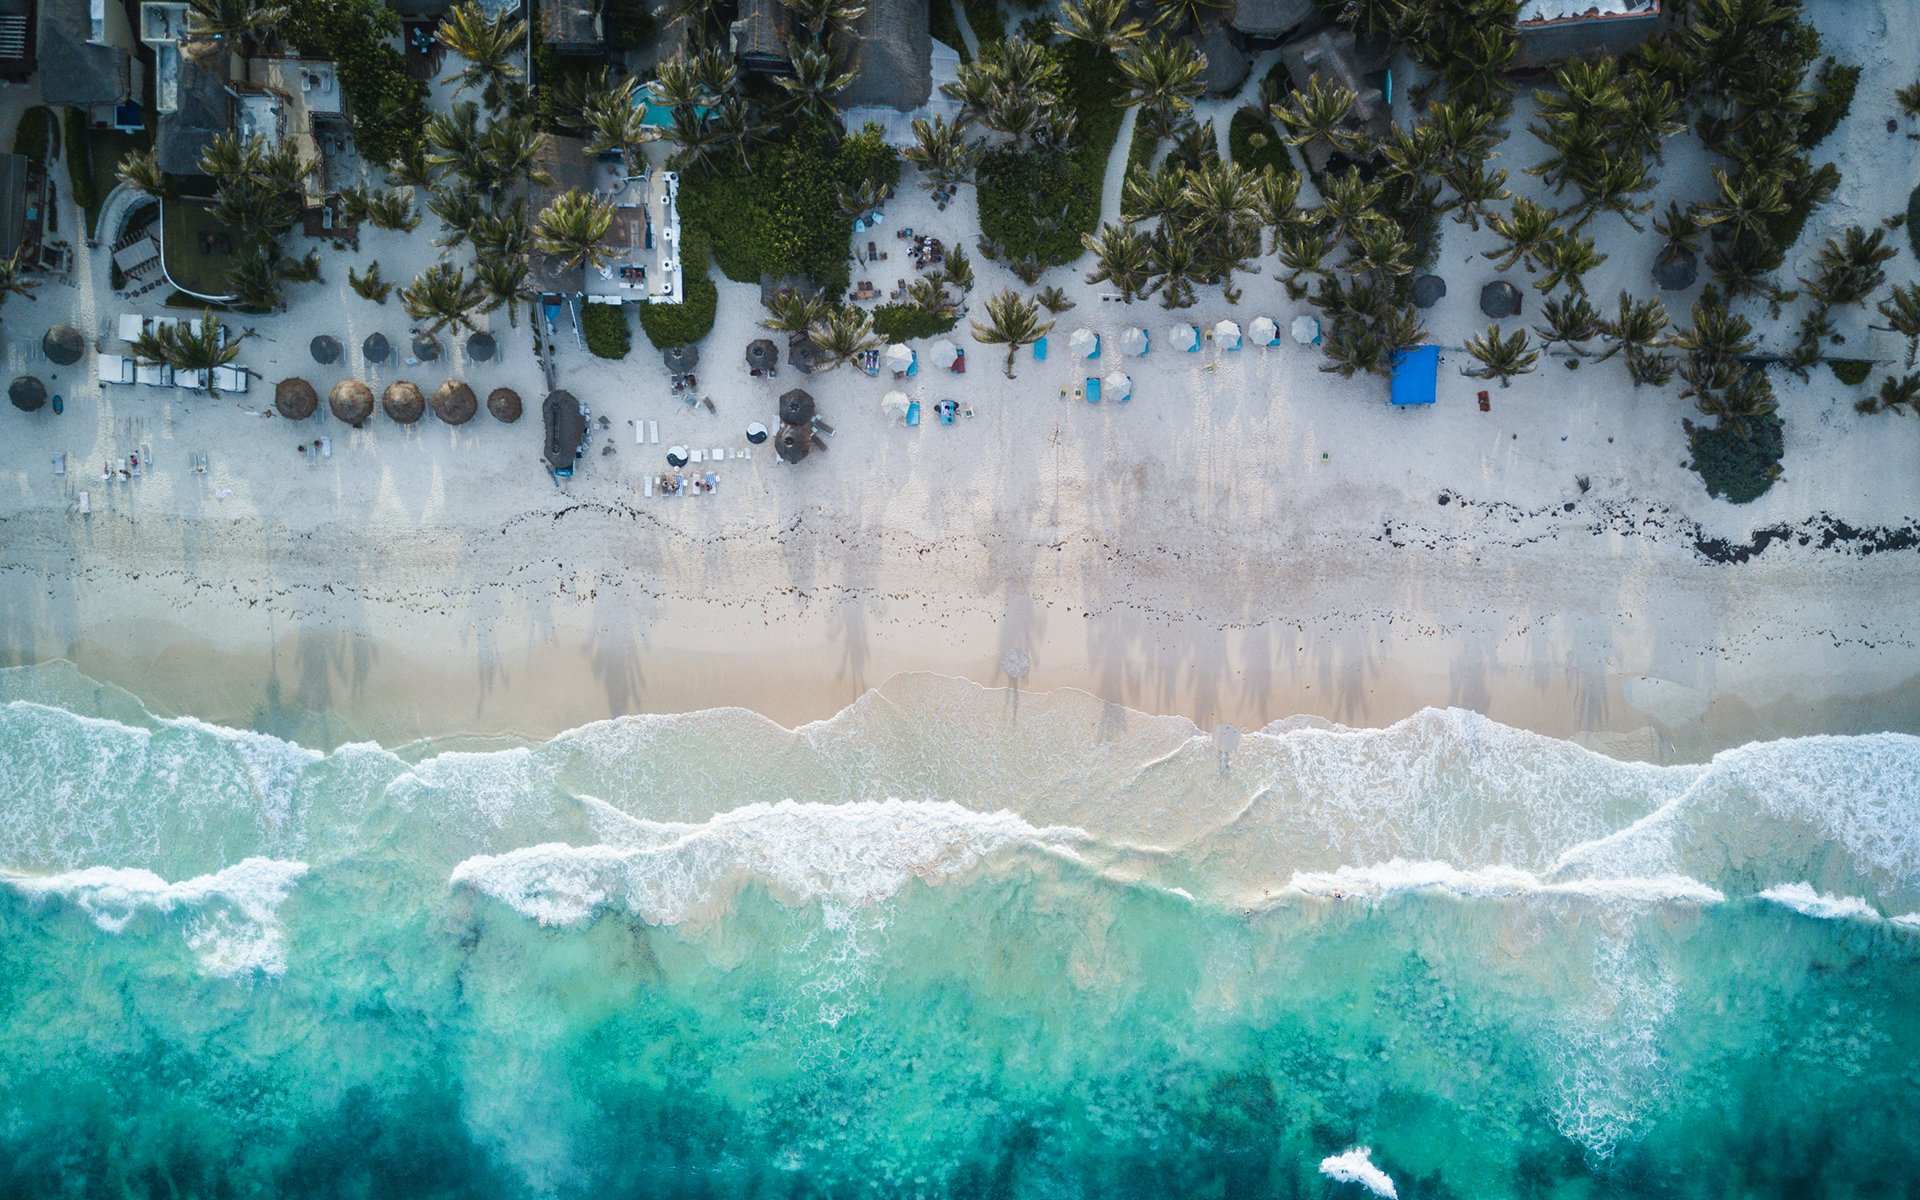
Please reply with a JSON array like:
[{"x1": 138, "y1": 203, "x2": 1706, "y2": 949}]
[
  {"x1": 906, "y1": 400, "x2": 921, "y2": 426},
  {"x1": 1085, "y1": 377, "x2": 1101, "y2": 404},
  {"x1": 906, "y1": 350, "x2": 919, "y2": 377},
  {"x1": 1033, "y1": 336, "x2": 1048, "y2": 362}
]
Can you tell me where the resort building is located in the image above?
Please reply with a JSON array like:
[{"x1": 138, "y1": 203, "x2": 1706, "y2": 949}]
[
  {"x1": 38, "y1": 0, "x2": 141, "y2": 128},
  {"x1": 730, "y1": 0, "x2": 791, "y2": 76},
  {"x1": 142, "y1": 2, "x2": 230, "y2": 176},
  {"x1": 584, "y1": 161, "x2": 685, "y2": 308},
  {"x1": 530, "y1": 135, "x2": 595, "y2": 304},
  {"x1": 0, "y1": 152, "x2": 51, "y2": 267},
  {"x1": 734, "y1": 0, "x2": 945, "y2": 133},
  {"x1": 232, "y1": 58, "x2": 353, "y2": 214},
  {"x1": 1276, "y1": 28, "x2": 1388, "y2": 172},
  {"x1": 1517, "y1": 0, "x2": 1661, "y2": 66},
  {"x1": 541, "y1": 0, "x2": 605, "y2": 55}
]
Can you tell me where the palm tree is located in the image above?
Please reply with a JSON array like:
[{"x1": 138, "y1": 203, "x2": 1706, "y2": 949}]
[
  {"x1": 1121, "y1": 163, "x2": 1185, "y2": 226},
  {"x1": 1180, "y1": 160, "x2": 1258, "y2": 252},
  {"x1": 583, "y1": 77, "x2": 650, "y2": 177},
  {"x1": 349, "y1": 261, "x2": 393, "y2": 304},
  {"x1": 1083, "y1": 223, "x2": 1155, "y2": 303},
  {"x1": 971, "y1": 289, "x2": 1053, "y2": 378},
  {"x1": 0, "y1": 251, "x2": 40, "y2": 311},
  {"x1": 1276, "y1": 225, "x2": 1332, "y2": 300},
  {"x1": 366, "y1": 188, "x2": 420, "y2": 233},
  {"x1": 1252, "y1": 165, "x2": 1303, "y2": 249},
  {"x1": 1443, "y1": 159, "x2": 1509, "y2": 231},
  {"x1": 777, "y1": 44, "x2": 856, "y2": 124},
  {"x1": 1669, "y1": 295, "x2": 1759, "y2": 364},
  {"x1": 1270, "y1": 73, "x2": 1360, "y2": 160},
  {"x1": 429, "y1": 183, "x2": 483, "y2": 250},
  {"x1": 1535, "y1": 294, "x2": 1600, "y2": 359},
  {"x1": 437, "y1": 0, "x2": 526, "y2": 108},
  {"x1": 1148, "y1": 227, "x2": 1202, "y2": 309},
  {"x1": 1317, "y1": 320, "x2": 1389, "y2": 379},
  {"x1": 806, "y1": 306, "x2": 880, "y2": 370},
  {"x1": 186, "y1": 0, "x2": 286, "y2": 58},
  {"x1": 1535, "y1": 231, "x2": 1606, "y2": 297},
  {"x1": 1116, "y1": 37, "x2": 1206, "y2": 141},
  {"x1": 1653, "y1": 201, "x2": 1701, "y2": 263},
  {"x1": 1899, "y1": 81, "x2": 1920, "y2": 120},
  {"x1": 1146, "y1": 0, "x2": 1229, "y2": 35},
  {"x1": 782, "y1": 0, "x2": 866, "y2": 42},
  {"x1": 1803, "y1": 226, "x2": 1896, "y2": 312},
  {"x1": 905, "y1": 115, "x2": 978, "y2": 193},
  {"x1": 115, "y1": 148, "x2": 167, "y2": 197},
  {"x1": 401, "y1": 262, "x2": 490, "y2": 335},
  {"x1": 1874, "y1": 283, "x2": 1920, "y2": 366},
  {"x1": 1315, "y1": 169, "x2": 1382, "y2": 245},
  {"x1": 1859, "y1": 372, "x2": 1920, "y2": 416},
  {"x1": 943, "y1": 244, "x2": 975, "y2": 293},
  {"x1": 1694, "y1": 166, "x2": 1789, "y2": 246},
  {"x1": 1463, "y1": 324, "x2": 1539, "y2": 388},
  {"x1": 223, "y1": 247, "x2": 282, "y2": 311},
  {"x1": 1486, "y1": 198, "x2": 1559, "y2": 273},
  {"x1": 1055, "y1": 0, "x2": 1143, "y2": 54},
  {"x1": 1035, "y1": 285, "x2": 1075, "y2": 314},
  {"x1": 132, "y1": 309, "x2": 250, "y2": 395},
  {"x1": 474, "y1": 255, "x2": 530, "y2": 327},
  {"x1": 763, "y1": 287, "x2": 829, "y2": 334},
  {"x1": 534, "y1": 189, "x2": 616, "y2": 270},
  {"x1": 1347, "y1": 216, "x2": 1413, "y2": 281},
  {"x1": 1594, "y1": 291, "x2": 1671, "y2": 386}
]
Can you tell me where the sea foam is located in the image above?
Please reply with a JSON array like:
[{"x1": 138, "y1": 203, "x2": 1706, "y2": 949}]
[
  {"x1": 1758, "y1": 882, "x2": 1882, "y2": 922},
  {"x1": 1319, "y1": 1147, "x2": 1397, "y2": 1198},
  {"x1": 1285, "y1": 859, "x2": 1724, "y2": 906},
  {"x1": 2, "y1": 856, "x2": 309, "y2": 976}
]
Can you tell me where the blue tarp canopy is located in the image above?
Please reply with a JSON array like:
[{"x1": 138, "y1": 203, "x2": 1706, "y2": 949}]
[{"x1": 1390, "y1": 345, "x2": 1439, "y2": 406}]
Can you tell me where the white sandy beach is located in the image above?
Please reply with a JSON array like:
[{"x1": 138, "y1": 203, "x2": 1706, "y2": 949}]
[{"x1": 3, "y1": 0, "x2": 1919, "y2": 758}]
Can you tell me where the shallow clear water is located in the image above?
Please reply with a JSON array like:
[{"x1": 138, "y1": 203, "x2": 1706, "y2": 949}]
[{"x1": 2, "y1": 665, "x2": 1917, "y2": 1199}]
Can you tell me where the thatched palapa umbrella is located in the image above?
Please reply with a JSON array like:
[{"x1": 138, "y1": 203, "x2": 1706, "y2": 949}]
[
  {"x1": 328, "y1": 379, "x2": 374, "y2": 427},
  {"x1": 1654, "y1": 250, "x2": 1698, "y2": 292},
  {"x1": 382, "y1": 380, "x2": 425, "y2": 424},
  {"x1": 363, "y1": 332, "x2": 390, "y2": 363},
  {"x1": 10, "y1": 375, "x2": 47, "y2": 412},
  {"x1": 432, "y1": 380, "x2": 477, "y2": 425},
  {"x1": 662, "y1": 344, "x2": 699, "y2": 373},
  {"x1": 787, "y1": 336, "x2": 827, "y2": 374},
  {"x1": 775, "y1": 423, "x2": 812, "y2": 464},
  {"x1": 1412, "y1": 274, "x2": 1447, "y2": 309},
  {"x1": 275, "y1": 377, "x2": 319, "y2": 420},
  {"x1": 412, "y1": 334, "x2": 440, "y2": 362},
  {"x1": 1480, "y1": 280, "x2": 1522, "y2": 320},
  {"x1": 487, "y1": 387, "x2": 522, "y2": 423},
  {"x1": 42, "y1": 324, "x2": 85, "y2": 366},
  {"x1": 778, "y1": 388, "x2": 815, "y2": 426},
  {"x1": 746, "y1": 338, "x2": 777, "y2": 373},
  {"x1": 466, "y1": 332, "x2": 496, "y2": 362},
  {"x1": 310, "y1": 335, "x2": 342, "y2": 364}
]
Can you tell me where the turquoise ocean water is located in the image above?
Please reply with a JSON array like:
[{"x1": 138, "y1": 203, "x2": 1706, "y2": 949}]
[{"x1": 1, "y1": 664, "x2": 1917, "y2": 1199}]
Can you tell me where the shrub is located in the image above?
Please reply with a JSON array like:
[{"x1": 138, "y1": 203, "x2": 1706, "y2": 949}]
[
  {"x1": 61, "y1": 108, "x2": 96, "y2": 215},
  {"x1": 1800, "y1": 58, "x2": 1860, "y2": 148},
  {"x1": 961, "y1": 0, "x2": 1005, "y2": 46},
  {"x1": 839, "y1": 123, "x2": 902, "y2": 196},
  {"x1": 1827, "y1": 358, "x2": 1872, "y2": 385},
  {"x1": 930, "y1": 0, "x2": 968, "y2": 62},
  {"x1": 11, "y1": 106, "x2": 51, "y2": 161},
  {"x1": 872, "y1": 303, "x2": 958, "y2": 340},
  {"x1": 638, "y1": 231, "x2": 718, "y2": 347},
  {"x1": 280, "y1": 0, "x2": 425, "y2": 165},
  {"x1": 604, "y1": 0, "x2": 657, "y2": 50},
  {"x1": 582, "y1": 303, "x2": 632, "y2": 358},
  {"x1": 677, "y1": 125, "x2": 873, "y2": 294},
  {"x1": 1126, "y1": 125, "x2": 1158, "y2": 179},
  {"x1": 1228, "y1": 105, "x2": 1294, "y2": 175},
  {"x1": 1685, "y1": 413, "x2": 1784, "y2": 504}
]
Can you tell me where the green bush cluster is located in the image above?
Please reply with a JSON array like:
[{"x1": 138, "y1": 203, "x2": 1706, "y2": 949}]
[
  {"x1": 678, "y1": 123, "x2": 898, "y2": 296},
  {"x1": 11, "y1": 107, "x2": 51, "y2": 162},
  {"x1": 1800, "y1": 58, "x2": 1860, "y2": 149},
  {"x1": 638, "y1": 230, "x2": 718, "y2": 348},
  {"x1": 604, "y1": 0, "x2": 658, "y2": 51},
  {"x1": 280, "y1": 0, "x2": 425, "y2": 165},
  {"x1": 582, "y1": 303, "x2": 632, "y2": 359},
  {"x1": 61, "y1": 109, "x2": 95, "y2": 215},
  {"x1": 976, "y1": 43, "x2": 1123, "y2": 273},
  {"x1": 1826, "y1": 358, "x2": 1872, "y2": 385},
  {"x1": 872, "y1": 303, "x2": 958, "y2": 340},
  {"x1": 930, "y1": 0, "x2": 968, "y2": 62},
  {"x1": 961, "y1": 0, "x2": 1006, "y2": 46},
  {"x1": 1228, "y1": 106, "x2": 1293, "y2": 175},
  {"x1": 1685, "y1": 414, "x2": 1784, "y2": 504}
]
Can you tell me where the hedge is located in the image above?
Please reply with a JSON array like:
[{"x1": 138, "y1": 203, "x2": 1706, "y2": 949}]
[
  {"x1": 280, "y1": 0, "x2": 425, "y2": 165},
  {"x1": 638, "y1": 230, "x2": 718, "y2": 347},
  {"x1": 1827, "y1": 358, "x2": 1871, "y2": 386},
  {"x1": 961, "y1": 0, "x2": 1005, "y2": 47},
  {"x1": 582, "y1": 303, "x2": 632, "y2": 359},
  {"x1": 61, "y1": 108, "x2": 96, "y2": 216},
  {"x1": 1800, "y1": 58, "x2": 1860, "y2": 149},
  {"x1": 11, "y1": 106, "x2": 51, "y2": 162},
  {"x1": 872, "y1": 303, "x2": 958, "y2": 340},
  {"x1": 1685, "y1": 413, "x2": 1784, "y2": 504},
  {"x1": 1228, "y1": 105, "x2": 1293, "y2": 175}
]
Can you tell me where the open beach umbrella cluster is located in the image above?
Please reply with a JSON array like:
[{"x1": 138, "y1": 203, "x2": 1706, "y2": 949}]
[
  {"x1": 881, "y1": 391, "x2": 910, "y2": 421},
  {"x1": 1248, "y1": 317, "x2": 1278, "y2": 347},
  {"x1": 1103, "y1": 372, "x2": 1131, "y2": 403},
  {"x1": 1214, "y1": 320, "x2": 1241, "y2": 351},
  {"x1": 1169, "y1": 323, "x2": 1200, "y2": 352},
  {"x1": 1120, "y1": 326, "x2": 1149, "y2": 357},
  {"x1": 1291, "y1": 315, "x2": 1321, "y2": 346},
  {"x1": 1069, "y1": 328, "x2": 1099, "y2": 359},
  {"x1": 883, "y1": 343, "x2": 913, "y2": 374},
  {"x1": 929, "y1": 339, "x2": 961, "y2": 370}
]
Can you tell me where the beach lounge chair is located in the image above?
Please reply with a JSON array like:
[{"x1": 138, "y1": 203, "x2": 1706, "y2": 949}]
[
  {"x1": 1033, "y1": 336, "x2": 1047, "y2": 362},
  {"x1": 906, "y1": 400, "x2": 921, "y2": 427},
  {"x1": 1085, "y1": 377, "x2": 1101, "y2": 404},
  {"x1": 906, "y1": 350, "x2": 919, "y2": 377}
]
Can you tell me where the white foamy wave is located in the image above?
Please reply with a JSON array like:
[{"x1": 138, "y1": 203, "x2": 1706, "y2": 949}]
[
  {"x1": 1285, "y1": 859, "x2": 1724, "y2": 906},
  {"x1": 1548, "y1": 936, "x2": 1677, "y2": 1159},
  {"x1": 1758, "y1": 883, "x2": 1882, "y2": 922},
  {"x1": 2, "y1": 857, "x2": 309, "y2": 976},
  {"x1": 1319, "y1": 1147, "x2": 1397, "y2": 1198},
  {"x1": 449, "y1": 799, "x2": 1087, "y2": 927},
  {"x1": 1891, "y1": 913, "x2": 1920, "y2": 930}
]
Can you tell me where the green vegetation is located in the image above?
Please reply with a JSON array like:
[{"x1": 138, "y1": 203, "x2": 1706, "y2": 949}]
[
  {"x1": 961, "y1": 0, "x2": 1006, "y2": 47},
  {"x1": 11, "y1": 107, "x2": 51, "y2": 162},
  {"x1": 80, "y1": 122, "x2": 143, "y2": 236},
  {"x1": 603, "y1": 0, "x2": 657, "y2": 50},
  {"x1": 678, "y1": 124, "x2": 895, "y2": 296},
  {"x1": 1125, "y1": 124, "x2": 1157, "y2": 179},
  {"x1": 1827, "y1": 358, "x2": 1872, "y2": 386},
  {"x1": 61, "y1": 109, "x2": 96, "y2": 220},
  {"x1": 162, "y1": 200, "x2": 261, "y2": 299},
  {"x1": 872, "y1": 303, "x2": 958, "y2": 340},
  {"x1": 280, "y1": 0, "x2": 426, "y2": 165},
  {"x1": 1685, "y1": 413, "x2": 1784, "y2": 504},
  {"x1": 1228, "y1": 105, "x2": 1291, "y2": 175},
  {"x1": 930, "y1": 0, "x2": 968, "y2": 62},
  {"x1": 1909, "y1": 184, "x2": 1920, "y2": 261},
  {"x1": 582, "y1": 303, "x2": 632, "y2": 359},
  {"x1": 1801, "y1": 59, "x2": 1860, "y2": 148},
  {"x1": 638, "y1": 232, "x2": 718, "y2": 347}
]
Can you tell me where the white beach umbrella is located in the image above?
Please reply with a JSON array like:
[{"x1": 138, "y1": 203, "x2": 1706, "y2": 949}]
[
  {"x1": 929, "y1": 339, "x2": 961, "y2": 370},
  {"x1": 1069, "y1": 327, "x2": 1099, "y2": 358},
  {"x1": 1291, "y1": 315, "x2": 1321, "y2": 345},
  {"x1": 1248, "y1": 316, "x2": 1278, "y2": 347},
  {"x1": 881, "y1": 390, "x2": 910, "y2": 420},
  {"x1": 883, "y1": 343, "x2": 913, "y2": 373},
  {"x1": 1103, "y1": 371, "x2": 1132, "y2": 402},
  {"x1": 1169, "y1": 322, "x2": 1199, "y2": 352},
  {"x1": 1214, "y1": 319, "x2": 1241, "y2": 350},
  {"x1": 1120, "y1": 326, "x2": 1149, "y2": 356}
]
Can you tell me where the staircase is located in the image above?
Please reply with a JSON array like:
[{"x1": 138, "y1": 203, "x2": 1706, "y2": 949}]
[{"x1": 0, "y1": 16, "x2": 26, "y2": 62}]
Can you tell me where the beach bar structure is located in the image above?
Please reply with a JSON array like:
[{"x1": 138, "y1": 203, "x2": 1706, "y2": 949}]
[
  {"x1": 1517, "y1": 0, "x2": 1661, "y2": 67},
  {"x1": 583, "y1": 160, "x2": 684, "y2": 308},
  {"x1": 1390, "y1": 346, "x2": 1439, "y2": 407},
  {"x1": 544, "y1": 389, "x2": 588, "y2": 477}
]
